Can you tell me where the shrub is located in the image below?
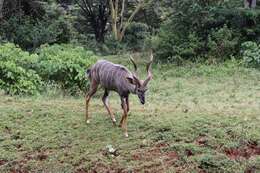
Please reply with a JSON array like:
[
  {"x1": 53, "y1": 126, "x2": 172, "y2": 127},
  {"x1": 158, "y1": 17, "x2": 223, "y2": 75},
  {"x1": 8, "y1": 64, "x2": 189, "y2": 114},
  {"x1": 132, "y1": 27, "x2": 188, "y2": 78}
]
[
  {"x1": 207, "y1": 25, "x2": 238, "y2": 62},
  {"x1": 0, "y1": 43, "x2": 42, "y2": 95},
  {"x1": 154, "y1": 0, "x2": 260, "y2": 62},
  {"x1": 36, "y1": 44, "x2": 97, "y2": 94},
  {"x1": 0, "y1": 62, "x2": 42, "y2": 95},
  {"x1": 123, "y1": 22, "x2": 150, "y2": 51},
  {"x1": 241, "y1": 41, "x2": 260, "y2": 68},
  {"x1": 0, "y1": 43, "x2": 39, "y2": 69},
  {"x1": 154, "y1": 28, "x2": 202, "y2": 63},
  {"x1": 0, "y1": 3, "x2": 73, "y2": 51}
]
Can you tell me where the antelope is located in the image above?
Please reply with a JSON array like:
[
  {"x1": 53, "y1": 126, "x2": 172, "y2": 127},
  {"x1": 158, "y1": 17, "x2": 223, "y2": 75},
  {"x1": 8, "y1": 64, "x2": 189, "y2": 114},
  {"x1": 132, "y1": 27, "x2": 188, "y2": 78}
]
[{"x1": 85, "y1": 53, "x2": 153, "y2": 137}]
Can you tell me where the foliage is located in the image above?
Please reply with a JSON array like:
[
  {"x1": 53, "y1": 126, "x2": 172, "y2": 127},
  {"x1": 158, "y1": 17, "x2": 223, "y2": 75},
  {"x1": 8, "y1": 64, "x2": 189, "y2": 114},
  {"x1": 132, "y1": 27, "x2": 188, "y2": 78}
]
[
  {"x1": 0, "y1": 43, "x2": 98, "y2": 95},
  {"x1": 154, "y1": 0, "x2": 260, "y2": 62},
  {"x1": 123, "y1": 22, "x2": 149, "y2": 51},
  {"x1": 36, "y1": 44, "x2": 97, "y2": 94},
  {"x1": 0, "y1": 62, "x2": 42, "y2": 95},
  {"x1": 207, "y1": 25, "x2": 238, "y2": 61},
  {"x1": 0, "y1": 43, "x2": 39, "y2": 68},
  {"x1": 153, "y1": 26, "x2": 202, "y2": 63},
  {"x1": 0, "y1": 43, "x2": 42, "y2": 95},
  {"x1": 241, "y1": 41, "x2": 260, "y2": 68},
  {"x1": 0, "y1": 3, "x2": 73, "y2": 51},
  {"x1": 74, "y1": 0, "x2": 109, "y2": 43}
]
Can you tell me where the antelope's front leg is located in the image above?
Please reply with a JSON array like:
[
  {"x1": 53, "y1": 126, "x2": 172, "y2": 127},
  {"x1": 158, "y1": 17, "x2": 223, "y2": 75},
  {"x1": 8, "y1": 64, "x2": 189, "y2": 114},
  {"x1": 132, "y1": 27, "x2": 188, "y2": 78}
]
[
  {"x1": 85, "y1": 80, "x2": 98, "y2": 124},
  {"x1": 120, "y1": 97, "x2": 129, "y2": 137},
  {"x1": 126, "y1": 96, "x2": 130, "y2": 113},
  {"x1": 102, "y1": 89, "x2": 116, "y2": 125}
]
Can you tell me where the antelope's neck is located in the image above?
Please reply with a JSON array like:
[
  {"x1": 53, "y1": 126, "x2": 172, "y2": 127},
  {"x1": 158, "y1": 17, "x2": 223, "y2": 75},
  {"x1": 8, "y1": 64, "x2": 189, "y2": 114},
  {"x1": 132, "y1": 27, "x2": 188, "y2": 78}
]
[{"x1": 129, "y1": 84, "x2": 137, "y2": 94}]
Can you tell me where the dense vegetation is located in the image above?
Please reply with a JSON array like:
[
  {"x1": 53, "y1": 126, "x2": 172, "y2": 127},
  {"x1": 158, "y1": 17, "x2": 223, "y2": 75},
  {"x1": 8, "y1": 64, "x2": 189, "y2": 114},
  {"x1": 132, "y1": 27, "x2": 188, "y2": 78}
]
[
  {"x1": 0, "y1": 0, "x2": 259, "y2": 95},
  {"x1": 0, "y1": 43, "x2": 96, "y2": 95}
]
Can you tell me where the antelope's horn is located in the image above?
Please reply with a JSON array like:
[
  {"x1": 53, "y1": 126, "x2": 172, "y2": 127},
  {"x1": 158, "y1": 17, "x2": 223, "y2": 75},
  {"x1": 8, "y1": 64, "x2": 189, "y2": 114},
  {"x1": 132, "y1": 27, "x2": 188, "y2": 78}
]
[
  {"x1": 130, "y1": 55, "x2": 138, "y2": 75},
  {"x1": 143, "y1": 52, "x2": 154, "y2": 86}
]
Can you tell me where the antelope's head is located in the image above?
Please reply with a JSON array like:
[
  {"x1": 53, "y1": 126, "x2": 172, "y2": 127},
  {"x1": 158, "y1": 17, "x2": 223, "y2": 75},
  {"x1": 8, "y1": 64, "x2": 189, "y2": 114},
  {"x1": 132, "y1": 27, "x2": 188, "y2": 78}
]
[{"x1": 126, "y1": 52, "x2": 153, "y2": 105}]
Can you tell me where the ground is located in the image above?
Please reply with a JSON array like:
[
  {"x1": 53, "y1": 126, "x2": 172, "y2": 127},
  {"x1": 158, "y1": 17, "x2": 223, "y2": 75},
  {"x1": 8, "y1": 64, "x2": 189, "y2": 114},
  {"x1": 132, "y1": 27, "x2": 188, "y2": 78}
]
[{"x1": 1, "y1": 59, "x2": 260, "y2": 173}]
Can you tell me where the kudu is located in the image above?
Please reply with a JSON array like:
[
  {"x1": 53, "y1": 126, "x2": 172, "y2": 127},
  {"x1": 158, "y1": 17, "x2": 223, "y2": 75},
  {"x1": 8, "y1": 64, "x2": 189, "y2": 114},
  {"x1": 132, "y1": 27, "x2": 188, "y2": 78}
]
[{"x1": 85, "y1": 53, "x2": 153, "y2": 137}]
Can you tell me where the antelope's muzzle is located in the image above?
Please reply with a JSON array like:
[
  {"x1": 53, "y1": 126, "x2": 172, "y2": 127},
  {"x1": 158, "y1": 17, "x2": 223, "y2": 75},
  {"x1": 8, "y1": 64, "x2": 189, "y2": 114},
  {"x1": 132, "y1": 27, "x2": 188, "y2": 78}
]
[{"x1": 139, "y1": 95, "x2": 145, "y2": 105}]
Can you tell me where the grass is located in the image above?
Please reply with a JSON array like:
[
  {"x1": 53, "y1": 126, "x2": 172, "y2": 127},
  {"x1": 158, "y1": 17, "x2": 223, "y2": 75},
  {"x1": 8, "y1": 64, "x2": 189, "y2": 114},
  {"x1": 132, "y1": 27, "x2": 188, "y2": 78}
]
[{"x1": 1, "y1": 58, "x2": 260, "y2": 172}]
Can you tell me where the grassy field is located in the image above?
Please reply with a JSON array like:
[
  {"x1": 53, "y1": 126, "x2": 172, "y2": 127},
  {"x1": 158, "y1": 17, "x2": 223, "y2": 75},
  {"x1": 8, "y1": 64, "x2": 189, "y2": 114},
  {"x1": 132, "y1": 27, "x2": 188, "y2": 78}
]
[{"x1": 1, "y1": 58, "x2": 260, "y2": 172}]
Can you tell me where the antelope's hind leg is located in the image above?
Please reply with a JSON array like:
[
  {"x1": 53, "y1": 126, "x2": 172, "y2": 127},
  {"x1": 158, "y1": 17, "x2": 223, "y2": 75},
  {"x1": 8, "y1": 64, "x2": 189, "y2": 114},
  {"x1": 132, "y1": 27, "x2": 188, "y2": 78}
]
[
  {"x1": 102, "y1": 89, "x2": 116, "y2": 125},
  {"x1": 119, "y1": 97, "x2": 129, "y2": 137},
  {"x1": 85, "y1": 80, "x2": 98, "y2": 124}
]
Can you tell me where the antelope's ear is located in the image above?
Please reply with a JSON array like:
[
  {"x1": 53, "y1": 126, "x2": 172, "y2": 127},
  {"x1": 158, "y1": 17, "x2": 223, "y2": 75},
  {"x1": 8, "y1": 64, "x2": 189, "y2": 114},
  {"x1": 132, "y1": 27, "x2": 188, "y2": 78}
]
[{"x1": 126, "y1": 77, "x2": 135, "y2": 85}]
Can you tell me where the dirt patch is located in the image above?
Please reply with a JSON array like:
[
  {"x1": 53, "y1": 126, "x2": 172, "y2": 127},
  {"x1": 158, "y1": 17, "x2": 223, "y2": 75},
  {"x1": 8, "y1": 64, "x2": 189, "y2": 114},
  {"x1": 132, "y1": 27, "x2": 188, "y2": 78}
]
[
  {"x1": 5, "y1": 150, "x2": 51, "y2": 173},
  {"x1": 86, "y1": 160, "x2": 126, "y2": 173},
  {"x1": 245, "y1": 166, "x2": 257, "y2": 173},
  {"x1": 80, "y1": 142, "x2": 179, "y2": 173},
  {"x1": 185, "y1": 149, "x2": 194, "y2": 157},
  {"x1": 132, "y1": 142, "x2": 179, "y2": 172},
  {"x1": 24, "y1": 151, "x2": 49, "y2": 161},
  {"x1": 195, "y1": 136, "x2": 208, "y2": 147},
  {"x1": 0, "y1": 159, "x2": 7, "y2": 166},
  {"x1": 224, "y1": 142, "x2": 260, "y2": 160}
]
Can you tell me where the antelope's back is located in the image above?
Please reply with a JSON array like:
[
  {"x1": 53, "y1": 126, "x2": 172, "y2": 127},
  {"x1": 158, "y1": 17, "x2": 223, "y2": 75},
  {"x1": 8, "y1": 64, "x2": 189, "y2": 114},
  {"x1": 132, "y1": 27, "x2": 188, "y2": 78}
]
[{"x1": 91, "y1": 60, "x2": 132, "y2": 91}]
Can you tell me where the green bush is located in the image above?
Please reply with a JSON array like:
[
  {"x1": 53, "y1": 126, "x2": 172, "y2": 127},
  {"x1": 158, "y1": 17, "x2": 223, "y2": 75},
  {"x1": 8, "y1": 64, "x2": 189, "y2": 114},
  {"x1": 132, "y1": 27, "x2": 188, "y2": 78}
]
[
  {"x1": 207, "y1": 25, "x2": 238, "y2": 62},
  {"x1": 36, "y1": 44, "x2": 97, "y2": 94},
  {"x1": 0, "y1": 43, "x2": 42, "y2": 95},
  {"x1": 241, "y1": 41, "x2": 260, "y2": 68},
  {"x1": 0, "y1": 43, "x2": 97, "y2": 95},
  {"x1": 0, "y1": 43, "x2": 39, "y2": 69},
  {"x1": 123, "y1": 22, "x2": 149, "y2": 51},
  {"x1": 154, "y1": 27, "x2": 202, "y2": 63},
  {"x1": 154, "y1": 0, "x2": 260, "y2": 62},
  {"x1": 0, "y1": 3, "x2": 73, "y2": 51},
  {"x1": 0, "y1": 61, "x2": 42, "y2": 95}
]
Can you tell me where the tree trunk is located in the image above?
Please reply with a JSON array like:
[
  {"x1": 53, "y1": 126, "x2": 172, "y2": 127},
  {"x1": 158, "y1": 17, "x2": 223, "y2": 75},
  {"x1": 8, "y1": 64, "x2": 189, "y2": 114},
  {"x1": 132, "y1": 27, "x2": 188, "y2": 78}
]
[
  {"x1": 0, "y1": 0, "x2": 4, "y2": 19},
  {"x1": 109, "y1": 0, "x2": 118, "y2": 40},
  {"x1": 109, "y1": 0, "x2": 143, "y2": 42},
  {"x1": 251, "y1": 0, "x2": 256, "y2": 8},
  {"x1": 244, "y1": 0, "x2": 256, "y2": 8},
  {"x1": 94, "y1": 18, "x2": 107, "y2": 43}
]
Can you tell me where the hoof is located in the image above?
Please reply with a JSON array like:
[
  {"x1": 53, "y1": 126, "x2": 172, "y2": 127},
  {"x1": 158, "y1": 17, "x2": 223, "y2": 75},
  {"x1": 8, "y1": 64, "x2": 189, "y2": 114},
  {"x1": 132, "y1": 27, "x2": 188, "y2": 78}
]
[
  {"x1": 124, "y1": 133, "x2": 129, "y2": 138},
  {"x1": 112, "y1": 121, "x2": 116, "y2": 126},
  {"x1": 112, "y1": 118, "x2": 116, "y2": 122}
]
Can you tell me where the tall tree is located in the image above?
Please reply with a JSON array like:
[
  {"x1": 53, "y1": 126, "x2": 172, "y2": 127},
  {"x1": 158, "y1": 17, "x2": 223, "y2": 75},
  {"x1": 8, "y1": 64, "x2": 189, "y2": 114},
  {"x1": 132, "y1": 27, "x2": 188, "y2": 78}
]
[
  {"x1": 75, "y1": 0, "x2": 109, "y2": 43},
  {"x1": 0, "y1": 0, "x2": 4, "y2": 19},
  {"x1": 244, "y1": 0, "x2": 256, "y2": 8},
  {"x1": 109, "y1": 0, "x2": 144, "y2": 41}
]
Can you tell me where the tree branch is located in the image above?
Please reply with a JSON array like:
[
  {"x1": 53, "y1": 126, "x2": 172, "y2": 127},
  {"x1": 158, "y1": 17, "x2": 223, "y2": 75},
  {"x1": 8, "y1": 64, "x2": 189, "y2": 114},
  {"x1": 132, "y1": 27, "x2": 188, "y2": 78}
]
[
  {"x1": 119, "y1": 0, "x2": 125, "y2": 30},
  {"x1": 75, "y1": 0, "x2": 91, "y2": 15},
  {"x1": 119, "y1": 1, "x2": 143, "y2": 41}
]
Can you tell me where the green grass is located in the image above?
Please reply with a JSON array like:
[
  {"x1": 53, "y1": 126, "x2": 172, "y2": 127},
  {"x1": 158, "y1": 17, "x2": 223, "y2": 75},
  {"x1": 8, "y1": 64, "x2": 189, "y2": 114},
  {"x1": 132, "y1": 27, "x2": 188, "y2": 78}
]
[{"x1": 1, "y1": 59, "x2": 260, "y2": 172}]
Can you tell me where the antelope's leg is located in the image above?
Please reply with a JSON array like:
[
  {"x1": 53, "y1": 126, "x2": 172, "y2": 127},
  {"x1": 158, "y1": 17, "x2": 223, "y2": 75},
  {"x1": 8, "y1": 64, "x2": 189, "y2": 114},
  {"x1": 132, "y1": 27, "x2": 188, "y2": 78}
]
[
  {"x1": 85, "y1": 80, "x2": 98, "y2": 123},
  {"x1": 102, "y1": 89, "x2": 116, "y2": 125},
  {"x1": 120, "y1": 97, "x2": 129, "y2": 137},
  {"x1": 119, "y1": 100, "x2": 125, "y2": 127},
  {"x1": 126, "y1": 96, "x2": 130, "y2": 113}
]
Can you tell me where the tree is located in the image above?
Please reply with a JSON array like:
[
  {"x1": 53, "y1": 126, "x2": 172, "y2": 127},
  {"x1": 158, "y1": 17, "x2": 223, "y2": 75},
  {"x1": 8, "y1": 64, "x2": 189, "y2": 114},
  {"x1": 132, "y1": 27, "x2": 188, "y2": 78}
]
[
  {"x1": 0, "y1": 0, "x2": 4, "y2": 19},
  {"x1": 75, "y1": 0, "x2": 109, "y2": 43},
  {"x1": 244, "y1": 0, "x2": 256, "y2": 8},
  {"x1": 109, "y1": 0, "x2": 144, "y2": 41}
]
